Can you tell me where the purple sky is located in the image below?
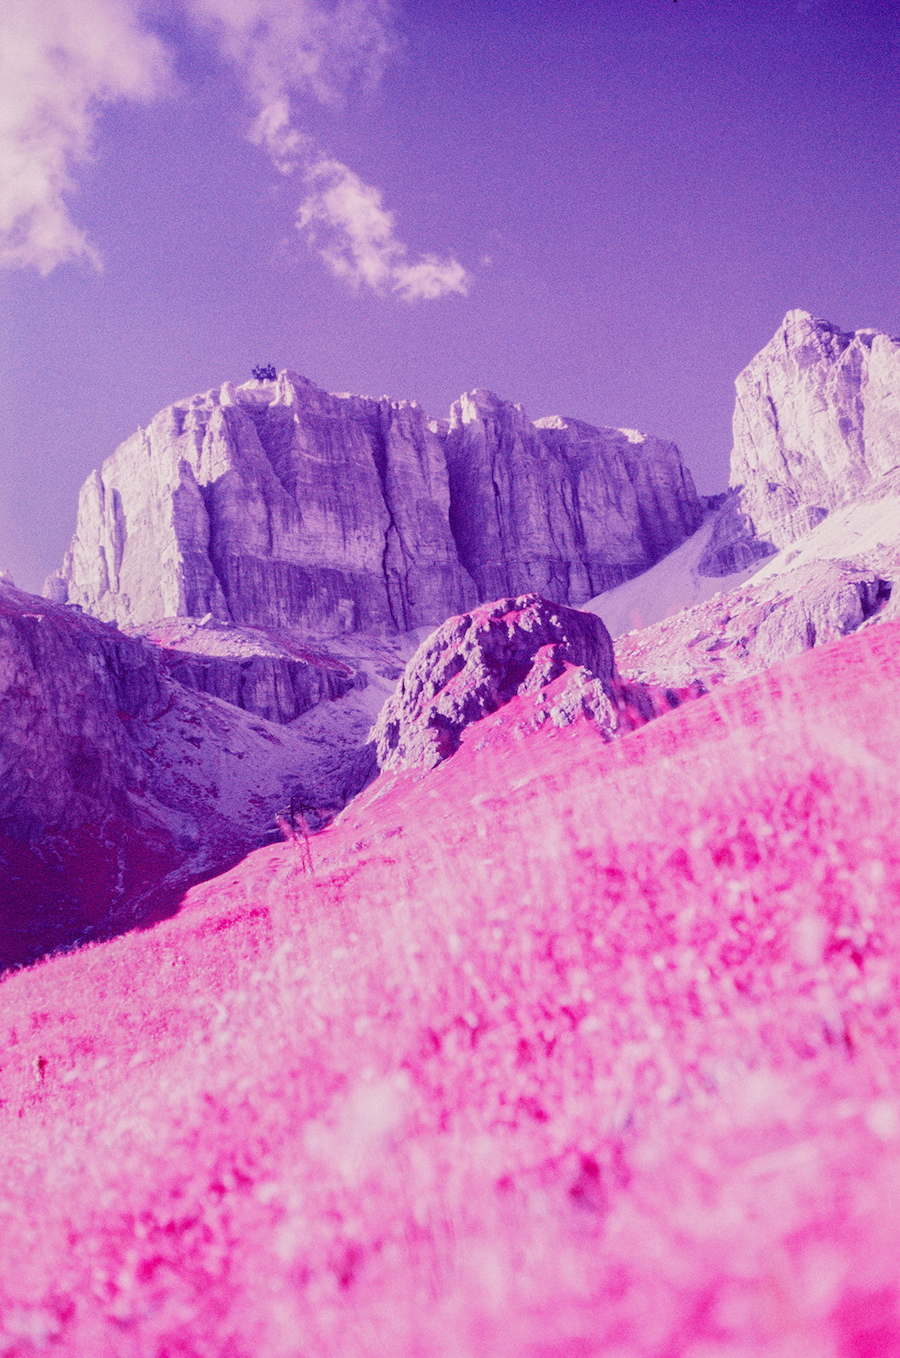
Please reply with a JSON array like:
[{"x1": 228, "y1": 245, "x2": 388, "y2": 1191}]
[{"x1": 1, "y1": 0, "x2": 899, "y2": 594}]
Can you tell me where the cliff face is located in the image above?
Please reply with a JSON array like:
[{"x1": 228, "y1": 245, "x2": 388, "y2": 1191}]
[
  {"x1": 699, "y1": 310, "x2": 900, "y2": 573},
  {"x1": 49, "y1": 374, "x2": 476, "y2": 634},
  {"x1": 132, "y1": 616, "x2": 362, "y2": 726},
  {"x1": 0, "y1": 582, "x2": 367, "y2": 970},
  {"x1": 48, "y1": 374, "x2": 703, "y2": 633},
  {"x1": 443, "y1": 393, "x2": 703, "y2": 603}
]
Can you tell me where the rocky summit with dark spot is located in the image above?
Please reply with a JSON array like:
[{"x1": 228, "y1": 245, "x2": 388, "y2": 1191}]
[{"x1": 45, "y1": 373, "x2": 703, "y2": 635}]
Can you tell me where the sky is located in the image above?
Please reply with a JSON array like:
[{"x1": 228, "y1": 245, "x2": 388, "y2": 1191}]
[{"x1": 1, "y1": 0, "x2": 899, "y2": 594}]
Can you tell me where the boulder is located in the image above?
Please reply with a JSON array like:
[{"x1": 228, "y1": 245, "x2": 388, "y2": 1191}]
[{"x1": 371, "y1": 594, "x2": 697, "y2": 772}]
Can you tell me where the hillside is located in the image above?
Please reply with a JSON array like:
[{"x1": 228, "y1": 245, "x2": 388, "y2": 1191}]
[{"x1": 0, "y1": 622, "x2": 899, "y2": 1354}]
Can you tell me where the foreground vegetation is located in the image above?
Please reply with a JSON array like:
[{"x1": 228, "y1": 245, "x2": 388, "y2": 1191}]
[{"x1": 1, "y1": 624, "x2": 899, "y2": 1355}]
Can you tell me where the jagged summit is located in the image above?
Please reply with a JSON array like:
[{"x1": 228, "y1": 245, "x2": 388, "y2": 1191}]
[
  {"x1": 695, "y1": 309, "x2": 900, "y2": 577},
  {"x1": 735, "y1": 309, "x2": 900, "y2": 516},
  {"x1": 45, "y1": 371, "x2": 702, "y2": 635}
]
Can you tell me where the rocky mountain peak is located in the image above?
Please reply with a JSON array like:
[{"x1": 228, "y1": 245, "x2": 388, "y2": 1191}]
[
  {"x1": 449, "y1": 388, "x2": 530, "y2": 430},
  {"x1": 47, "y1": 373, "x2": 703, "y2": 635},
  {"x1": 698, "y1": 310, "x2": 900, "y2": 575},
  {"x1": 778, "y1": 308, "x2": 855, "y2": 360}
]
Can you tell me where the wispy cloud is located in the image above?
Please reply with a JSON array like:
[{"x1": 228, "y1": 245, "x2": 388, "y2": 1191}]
[
  {"x1": 186, "y1": 0, "x2": 395, "y2": 149},
  {"x1": 298, "y1": 157, "x2": 470, "y2": 301},
  {"x1": 0, "y1": 0, "x2": 470, "y2": 300},
  {"x1": 190, "y1": 0, "x2": 470, "y2": 300},
  {"x1": 0, "y1": 0, "x2": 168, "y2": 273}
]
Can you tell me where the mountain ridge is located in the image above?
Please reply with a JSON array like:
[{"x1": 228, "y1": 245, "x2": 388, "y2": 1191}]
[{"x1": 45, "y1": 373, "x2": 703, "y2": 634}]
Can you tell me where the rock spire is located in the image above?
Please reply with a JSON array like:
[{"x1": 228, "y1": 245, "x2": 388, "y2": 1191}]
[{"x1": 700, "y1": 310, "x2": 900, "y2": 574}]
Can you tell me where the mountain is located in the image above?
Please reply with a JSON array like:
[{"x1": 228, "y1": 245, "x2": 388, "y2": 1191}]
[
  {"x1": 0, "y1": 583, "x2": 420, "y2": 971},
  {"x1": 44, "y1": 374, "x2": 702, "y2": 632},
  {"x1": 699, "y1": 309, "x2": 900, "y2": 575},
  {"x1": 441, "y1": 391, "x2": 702, "y2": 601},
  {"x1": 15, "y1": 312, "x2": 900, "y2": 971},
  {"x1": 5, "y1": 315, "x2": 900, "y2": 1353}
]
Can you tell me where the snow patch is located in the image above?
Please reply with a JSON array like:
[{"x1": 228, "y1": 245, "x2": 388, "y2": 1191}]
[{"x1": 583, "y1": 507, "x2": 762, "y2": 638}]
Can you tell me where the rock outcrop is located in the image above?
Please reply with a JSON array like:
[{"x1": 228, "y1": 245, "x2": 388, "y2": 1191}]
[
  {"x1": 132, "y1": 617, "x2": 362, "y2": 726},
  {"x1": 615, "y1": 560, "x2": 892, "y2": 690},
  {"x1": 47, "y1": 374, "x2": 703, "y2": 633},
  {"x1": 700, "y1": 310, "x2": 900, "y2": 573},
  {"x1": 0, "y1": 583, "x2": 368, "y2": 971},
  {"x1": 371, "y1": 594, "x2": 699, "y2": 772}
]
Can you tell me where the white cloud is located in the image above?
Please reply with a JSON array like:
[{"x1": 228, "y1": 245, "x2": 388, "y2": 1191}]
[
  {"x1": 0, "y1": 0, "x2": 169, "y2": 273},
  {"x1": 298, "y1": 157, "x2": 470, "y2": 302},
  {"x1": 186, "y1": 0, "x2": 395, "y2": 164},
  {"x1": 0, "y1": 0, "x2": 470, "y2": 301},
  {"x1": 247, "y1": 98, "x2": 313, "y2": 175},
  {"x1": 191, "y1": 0, "x2": 469, "y2": 300}
]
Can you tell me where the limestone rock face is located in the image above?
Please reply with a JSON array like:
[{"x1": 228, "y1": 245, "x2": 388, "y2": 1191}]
[
  {"x1": 701, "y1": 310, "x2": 900, "y2": 572},
  {"x1": 48, "y1": 374, "x2": 703, "y2": 633},
  {"x1": 696, "y1": 492, "x2": 779, "y2": 577},
  {"x1": 0, "y1": 583, "x2": 364, "y2": 970},
  {"x1": 371, "y1": 594, "x2": 697, "y2": 772},
  {"x1": 443, "y1": 392, "x2": 703, "y2": 603},
  {"x1": 132, "y1": 617, "x2": 362, "y2": 726},
  {"x1": 50, "y1": 373, "x2": 477, "y2": 634}
]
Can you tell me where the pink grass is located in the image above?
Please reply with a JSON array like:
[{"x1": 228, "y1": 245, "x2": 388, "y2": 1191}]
[{"x1": 2, "y1": 624, "x2": 900, "y2": 1354}]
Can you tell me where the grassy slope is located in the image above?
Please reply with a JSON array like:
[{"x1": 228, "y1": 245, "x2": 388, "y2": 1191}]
[{"x1": 1, "y1": 624, "x2": 900, "y2": 1355}]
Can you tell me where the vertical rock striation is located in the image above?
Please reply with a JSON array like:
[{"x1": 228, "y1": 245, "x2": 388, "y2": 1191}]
[
  {"x1": 700, "y1": 310, "x2": 900, "y2": 574},
  {"x1": 48, "y1": 374, "x2": 703, "y2": 633},
  {"x1": 443, "y1": 391, "x2": 703, "y2": 604},
  {"x1": 50, "y1": 373, "x2": 477, "y2": 634}
]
